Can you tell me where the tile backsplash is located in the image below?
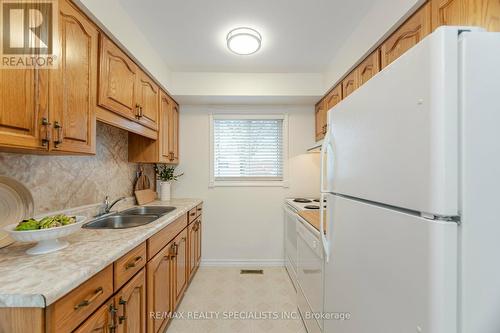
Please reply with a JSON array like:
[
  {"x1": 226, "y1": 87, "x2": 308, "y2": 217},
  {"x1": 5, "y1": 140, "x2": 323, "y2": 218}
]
[{"x1": 0, "y1": 122, "x2": 154, "y2": 215}]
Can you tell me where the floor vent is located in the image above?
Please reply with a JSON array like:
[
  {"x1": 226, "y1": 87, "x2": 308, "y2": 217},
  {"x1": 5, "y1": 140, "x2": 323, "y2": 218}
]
[{"x1": 240, "y1": 269, "x2": 264, "y2": 275}]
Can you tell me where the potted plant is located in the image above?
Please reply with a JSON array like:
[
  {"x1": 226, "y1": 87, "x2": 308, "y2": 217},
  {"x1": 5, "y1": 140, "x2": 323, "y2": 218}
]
[{"x1": 154, "y1": 165, "x2": 184, "y2": 201}]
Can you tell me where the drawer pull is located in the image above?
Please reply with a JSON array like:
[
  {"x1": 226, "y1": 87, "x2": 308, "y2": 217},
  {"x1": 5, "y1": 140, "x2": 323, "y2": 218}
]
[
  {"x1": 74, "y1": 287, "x2": 103, "y2": 310},
  {"x1": 197, "y1": 208, "x2": 202, "y2": 211},
  {"x1": 125, "y1": 256, "x2": 143, "y2": 270},
  {"x1": 190, "y1": 212, "x2": 195, "y2": 216}
]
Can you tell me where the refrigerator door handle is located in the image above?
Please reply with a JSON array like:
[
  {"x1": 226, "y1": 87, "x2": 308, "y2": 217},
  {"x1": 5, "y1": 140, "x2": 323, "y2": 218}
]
[
  {"x1": 320, "y1": 131, "x2": 330, "y2": 193},
  {"x1": 320, "y1": 192, "x2": 331, "y2": 262}
]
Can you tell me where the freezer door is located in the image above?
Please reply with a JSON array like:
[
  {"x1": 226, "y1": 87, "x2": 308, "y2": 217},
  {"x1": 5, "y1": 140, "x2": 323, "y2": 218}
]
[
  {"x1": 328, "y1": 27, "x2": 463, "y2": 216},
  {"x1": 324, "y1": 195, "x2": 457, "y2": 333}
]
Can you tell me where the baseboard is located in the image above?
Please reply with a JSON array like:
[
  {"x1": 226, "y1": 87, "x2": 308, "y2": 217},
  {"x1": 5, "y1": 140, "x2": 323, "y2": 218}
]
[{"x1": 200, "y1": 259, "x2": 285, "y2": 267}]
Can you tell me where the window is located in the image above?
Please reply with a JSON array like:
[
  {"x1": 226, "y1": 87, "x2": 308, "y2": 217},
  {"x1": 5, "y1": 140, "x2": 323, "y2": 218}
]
[{"x1": 209, "y1": 114, "x2": 288, "y2": 187}]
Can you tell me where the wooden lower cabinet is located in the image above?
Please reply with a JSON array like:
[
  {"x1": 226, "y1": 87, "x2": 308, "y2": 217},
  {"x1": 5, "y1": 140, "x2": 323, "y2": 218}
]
[
  {"x1": 188, "y1": 222, "x2": 197, "y2": 279},
  {"x1": 114, "y1": 269, "x2": 147, "y2": 333},
  {"x1": 172, "y1": 229, "x2": 188, "y2": 309},
  {"x1": 147, "y1": 242, "x2": 174, "y2": 333},
  {"x1": 0, "y1": 208, "x2": 202, "y2": 333},
  {"x1": 73, "y1": 301, "x2": 115, "y2": 333}
]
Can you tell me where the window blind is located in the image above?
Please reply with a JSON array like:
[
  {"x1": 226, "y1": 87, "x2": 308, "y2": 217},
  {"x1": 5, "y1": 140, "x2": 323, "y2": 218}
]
[{"x1": 213, "y1": 118, "x2": 284, "y2": 180}]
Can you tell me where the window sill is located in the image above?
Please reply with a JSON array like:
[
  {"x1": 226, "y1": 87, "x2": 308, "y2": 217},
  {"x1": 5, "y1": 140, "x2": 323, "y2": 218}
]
[{"x1": 209, "y1": 180, "x2": 289, "y2": 188}]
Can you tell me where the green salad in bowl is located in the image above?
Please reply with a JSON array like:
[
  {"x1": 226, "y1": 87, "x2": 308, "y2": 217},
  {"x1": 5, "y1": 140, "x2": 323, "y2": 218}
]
[{"x1": 15, "y1": 214, "x2": 77, "y2": 231}]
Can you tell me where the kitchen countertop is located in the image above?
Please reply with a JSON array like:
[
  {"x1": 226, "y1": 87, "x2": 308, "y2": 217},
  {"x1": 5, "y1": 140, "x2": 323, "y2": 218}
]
[
  {"x1": 0, "y1": 198, "x2": 202, "y2": 308},
  {"x1": 298, "y1": 211, "x2": 326, "y2": 232}
]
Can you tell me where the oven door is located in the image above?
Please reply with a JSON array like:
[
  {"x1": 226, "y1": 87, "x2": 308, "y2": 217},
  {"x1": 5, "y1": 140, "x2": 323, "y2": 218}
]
[
  {"x1": 297, "y1": 216, "x2": 324, "y2": 333},
  {"x1": 284, "y1": 205, "x2": 299, "y2": 289}
]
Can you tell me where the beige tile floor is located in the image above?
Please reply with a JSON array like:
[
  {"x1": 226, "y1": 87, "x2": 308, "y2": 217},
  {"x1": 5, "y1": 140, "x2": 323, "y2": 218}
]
[{"x1": 167, "y1": 267, "x2": 307, "y2": 333}]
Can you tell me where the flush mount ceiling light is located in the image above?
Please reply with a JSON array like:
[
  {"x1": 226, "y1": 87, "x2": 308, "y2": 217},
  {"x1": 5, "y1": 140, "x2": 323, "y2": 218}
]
[{"x1": 226, "y1": 27, "x2": 262, "y2": 55}]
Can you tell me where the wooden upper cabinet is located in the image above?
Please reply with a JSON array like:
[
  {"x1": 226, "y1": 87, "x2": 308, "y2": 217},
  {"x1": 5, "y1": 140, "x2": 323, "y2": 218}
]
[
  {"x1": 325, "y1": 84, "x2": 342, "y2": 111},
  {"x1": 147, "y1": 240, "x2": 174, "y2": 333},
  {"x1": 98, "y1": 35, "x2": 139, "y2": 120},
  {"x1": 358, "y1": 50, "x2": 380, "y2": 86},
  {"x1": 381, "y1": 2, "x2": 432, "y2": 68},
  {"x1": 431, "y1": 0, "x2": 500, "y2": 31},
  {"x1": 315, "y1": 100, "x2": 326, "y2": 142},
  {"x1": 115, "y1": 269, "x2": 146, "y2": 333},
  {"x1": 168, "y1": 101, "x2": 180, "y2": 164},
  {"x1": 0, "y1": 69, "x2": 48, "y2": 151},
  {"x1": 159, "y1": 92, "x2": 172, "y2": 162},
  {"x1": 342, "y1": 69, "x2": 359, "y2": 98},
  {"x1": 136, "y1": 72, "x2": 159, "y2": 130},
  {"x1": 51, "y1": 0, "x2": 97, "y2": 154},
  {"x1": 128, "y1": 91, "x2": 179, "y2": 164}
]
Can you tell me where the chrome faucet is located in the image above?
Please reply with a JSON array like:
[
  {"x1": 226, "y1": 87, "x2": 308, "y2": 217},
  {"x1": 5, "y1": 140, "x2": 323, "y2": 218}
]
[{"x1": 97, "y1": 196, "x2": 127, "y2": 216}]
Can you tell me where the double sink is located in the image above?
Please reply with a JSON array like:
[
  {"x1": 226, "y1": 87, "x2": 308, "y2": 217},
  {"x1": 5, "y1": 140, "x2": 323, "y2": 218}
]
[{"x1": 83, "y1": 206, "x2": 176, "y2": 229}]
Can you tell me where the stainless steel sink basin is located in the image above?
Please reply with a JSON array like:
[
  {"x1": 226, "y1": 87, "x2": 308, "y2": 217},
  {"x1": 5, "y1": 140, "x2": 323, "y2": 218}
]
[
  {"x1": 118, "y1": 206, "x2": 176, "y2": 216},
  {"x1": 83, "y1": 215, "x2": 158, "y2": 229}
]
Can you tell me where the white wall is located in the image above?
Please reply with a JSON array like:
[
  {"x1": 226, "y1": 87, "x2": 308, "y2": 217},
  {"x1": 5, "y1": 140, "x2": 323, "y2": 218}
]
[
  {"x1": 171, "y1": 72, "x2": 324, "y2": 98},
  {"x1": 323, "y1": 0, "x2": 424, "y2": 91},
  {"x1": 74, "y1": 0, "x2": 173, "y2": 89},
  {"x1": 172, "y1": 105, "x2": 320, "y2": 265}
]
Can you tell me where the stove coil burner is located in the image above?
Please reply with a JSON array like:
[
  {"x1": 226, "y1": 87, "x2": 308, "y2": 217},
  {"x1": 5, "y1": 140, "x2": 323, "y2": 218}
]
[
  {"x1": 294, "y1": 198, "x2": 312, "y2": 203},
  {"x1": 304, "y1": 205, "x2": 320, "y2": 209}
]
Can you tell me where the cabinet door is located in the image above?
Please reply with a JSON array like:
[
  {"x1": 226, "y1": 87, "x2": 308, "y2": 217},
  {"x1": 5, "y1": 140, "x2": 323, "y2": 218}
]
[
  {"x1": 136, "y1": 72, "x2": 159, "y2": 130},
  {"x1": 314, "y1": 100, "x2": 326, "y2": 142},
  {"x1": 342, "y1": 69, "x2": 359, "y2": 98},
  {"x1": 98, "y1": 36, "x2": 139, "y2": 120},
  {"x1": 168, "y1": 102, "x2": 180, "y2": 163},
  {"x1": 381, "y1": 3, "x2": 431, "y2": 68},
  {"x1": 0, "y1": 68, "x2": 49, "y2": 151},
  {"x1": 357, "y1": 50, "x2": 380, "y2": 86},
  {"x1": 188, "y1": 221, "x2": 197, "y2": 279},
  {"x1": 115, "y1": 269, "x2": 146, "y2": 333},
  {"x1": 159, "y1": 92, "x2": 172, "y2": 163},
  {"x1": 431, "y1": 0, "x2": 500, "y2": 31},
  {"x1": 73, "y1": 301, "x2": 115, "y2": 333},
  {"x1": 195, "y1": 218, "x2": 202, "y2": 268},
  {"x1": 172, "y1": 229, "x2": 188, "y2": 308},
  {"x1": 325, "y1": 85, "x2": 342, "y2": 111},
  {"x1": 51, "y1": 0, "x2": 97, "y2": 154},
  {"x1": 147, "y1": 243, "x2": 174, "y2": 333}
]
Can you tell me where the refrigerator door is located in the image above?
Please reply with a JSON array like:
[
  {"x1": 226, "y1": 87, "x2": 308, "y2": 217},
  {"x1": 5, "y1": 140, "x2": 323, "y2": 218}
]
[
  {"x1": 328, "y1": 27, "x2": 463, "y2": 216},
  {"x1": 458, "y1": 31, "x2": 500, "y2": 333},
  {"x1": 324, "y1": 194, "x2": 457, "y2": 333}
]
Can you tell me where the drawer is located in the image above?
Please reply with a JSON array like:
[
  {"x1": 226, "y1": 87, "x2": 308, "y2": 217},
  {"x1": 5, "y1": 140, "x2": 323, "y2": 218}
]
[
  {"x1": 196, "y1": 204, "x2": 203, "y2": 216},
  {"x1": 114, "y1": 242, "x2": 146, "y2": 291},
  {"x1": 46, "y1": 265, "x2": 113, "y2": 333},
  {"x1": 188, "y1": 207, "x2": 197, "y2": 223},
  {"x1": 148, "y1": 214, "x2": 187, "y2": 259}
]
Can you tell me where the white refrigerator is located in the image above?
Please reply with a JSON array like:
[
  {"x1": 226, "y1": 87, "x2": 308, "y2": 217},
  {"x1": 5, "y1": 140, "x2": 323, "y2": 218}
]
[{"x1": 320, "y1": 27, "x2": 500, "y2": 333}]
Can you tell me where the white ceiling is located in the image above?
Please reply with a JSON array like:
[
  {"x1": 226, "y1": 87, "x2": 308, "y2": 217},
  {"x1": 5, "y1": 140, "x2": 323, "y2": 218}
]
[{"x1": 119, "y1": 0, "x2": 375, "y2": 73}]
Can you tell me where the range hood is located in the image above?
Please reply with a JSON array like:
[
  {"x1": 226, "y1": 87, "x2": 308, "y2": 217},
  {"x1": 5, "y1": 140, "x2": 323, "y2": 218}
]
[{"x1": 307, "y1": 140, "x2": 322, "y2": 153}]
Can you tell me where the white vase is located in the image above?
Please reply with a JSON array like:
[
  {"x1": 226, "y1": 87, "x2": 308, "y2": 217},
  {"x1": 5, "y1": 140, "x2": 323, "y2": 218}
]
[{"x1": 159, "y1": 181, "x2": 171, "y2": 201}]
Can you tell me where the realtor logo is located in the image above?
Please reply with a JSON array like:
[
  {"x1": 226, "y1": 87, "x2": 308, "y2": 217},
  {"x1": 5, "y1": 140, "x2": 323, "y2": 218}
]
[{"x1": 0, "y1": 0, "x2": 58, "y2": 68}]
